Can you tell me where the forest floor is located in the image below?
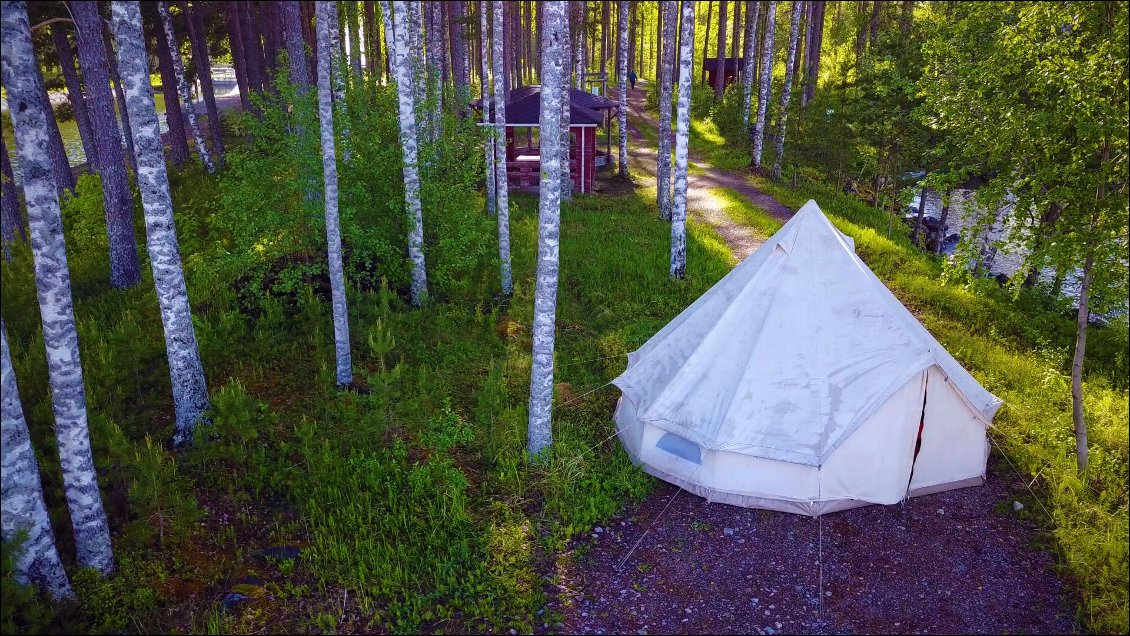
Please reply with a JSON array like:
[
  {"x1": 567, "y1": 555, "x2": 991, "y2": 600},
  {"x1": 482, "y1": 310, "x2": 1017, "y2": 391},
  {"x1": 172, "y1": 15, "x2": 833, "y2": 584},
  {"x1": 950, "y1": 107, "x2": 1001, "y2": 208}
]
[{"x1": 534, "y1": 84, "x2": 1081, "y2": 635}]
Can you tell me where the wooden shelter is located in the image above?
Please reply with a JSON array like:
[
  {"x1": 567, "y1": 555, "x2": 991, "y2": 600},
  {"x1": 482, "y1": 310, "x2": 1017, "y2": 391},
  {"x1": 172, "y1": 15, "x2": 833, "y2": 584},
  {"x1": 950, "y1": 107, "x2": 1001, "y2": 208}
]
[
  {"x1": 472, "y1": 86, "x2": 619, "y2": 194},
  {"x1": 703, "y1": 57, "x2": 745, "y2": 90}
]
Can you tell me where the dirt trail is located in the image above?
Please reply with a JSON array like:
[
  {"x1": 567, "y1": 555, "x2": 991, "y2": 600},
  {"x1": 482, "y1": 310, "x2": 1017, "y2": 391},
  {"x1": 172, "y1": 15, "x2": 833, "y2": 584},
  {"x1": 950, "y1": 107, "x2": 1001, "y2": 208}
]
[{"x1": 540, "y1": 85, "x2": 1079, "y2": 636}]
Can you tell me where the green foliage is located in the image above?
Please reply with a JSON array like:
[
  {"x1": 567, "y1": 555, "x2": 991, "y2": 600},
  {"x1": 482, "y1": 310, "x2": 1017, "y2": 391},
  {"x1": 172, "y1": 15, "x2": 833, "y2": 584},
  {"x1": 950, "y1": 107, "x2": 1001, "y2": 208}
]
[
  {"x1": 712, "y1": 83, "x2": 749, "y2": 149},
  {"x1": 1, "y1": 535, "x2": 57, "y2": 635}
]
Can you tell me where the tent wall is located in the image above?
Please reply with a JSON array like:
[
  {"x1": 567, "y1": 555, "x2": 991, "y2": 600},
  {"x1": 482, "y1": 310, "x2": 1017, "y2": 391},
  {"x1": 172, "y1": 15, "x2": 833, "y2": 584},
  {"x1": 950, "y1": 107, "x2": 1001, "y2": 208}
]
[{"x1": 909, "y1": 366, "x2": 991, "y2": 493}]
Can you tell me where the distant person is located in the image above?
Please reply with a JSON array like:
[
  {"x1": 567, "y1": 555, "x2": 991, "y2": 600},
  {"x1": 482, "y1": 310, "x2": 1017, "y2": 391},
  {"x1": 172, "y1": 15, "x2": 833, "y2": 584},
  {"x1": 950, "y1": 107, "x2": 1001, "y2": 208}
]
[{"x1": 628, "y1": 69, "x2": 637, "y2": 90}]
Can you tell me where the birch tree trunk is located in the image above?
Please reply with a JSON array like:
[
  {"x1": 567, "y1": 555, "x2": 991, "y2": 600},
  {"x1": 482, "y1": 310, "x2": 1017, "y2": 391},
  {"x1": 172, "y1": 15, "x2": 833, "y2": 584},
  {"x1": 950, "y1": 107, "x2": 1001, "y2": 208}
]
[
  {"x1": 657, "y1": 0, "x2": 676, "y2": 221},
  {"x1": 616, "y1": 1, "x2": 629, "y2": 177},
  {"x1": 112, "y1": 0, "x2": 213, "y2": 444},
  {"x1": 671, "y1": 0, "x2": 694, "y2": 279},
  {"x1": 1, "y1": 1, "x2": 114, "y2": 575},
  {"x1": 153, "y1": 8, "x2": 190, "y2": 168},
  {"x1": 479, "y1": 1, "x2": 497, "y2": 217},
  {"x1": 1072, "y1": 251, "x2": 1094, "y2": 471},
  {"x1": 310, "y1": 1, "x2": 354, "y2": 385},
  {"x1": 159, "y1": 2, "x2": 214, "y2": 173},
  {"x1": 326, "y1": 2, "x2": 352, "y2": 161},
  {"x1": 389, "y1": 0, "x2": 429, "y2": 306},
  {"x1": 1, "y1": 137, "x2": 26, "y2": 258},
  {"x1": 1, "y1": 318, "x2": 73, "y2": 600},
  {"x1": 741, "y1": 0, "x2": 759, "y2": 124},
  {"x1": 715, "y1": 0, "x2": 728, "y2": 99},
  {"x1": 227, "y1": 0, "x2": 252, "y2": 111},
  {"x1": 751, "y1": 0, "x2": 776, "y2": 169},
  {"x1": 51, "y1": 26, "x2": 99, "y2": 174},
  {"x1": 187, "y1": 1, "x2": 225, "y2": 164},
  {"x1": 71, "y1": 1, "x2": 142, "y2": 288},
  {"x1": 771, "y1": 1, "x2": 802, "y2": 179},
  {"x1": 560, "y1": 5, "x2": 572, "y2": 201},
  {"x1": 490, "y1": 1, "x2": 513, "y2": 295},
  {"x1": 528, "y1": 0, "x2": 567, "y2": 459}
]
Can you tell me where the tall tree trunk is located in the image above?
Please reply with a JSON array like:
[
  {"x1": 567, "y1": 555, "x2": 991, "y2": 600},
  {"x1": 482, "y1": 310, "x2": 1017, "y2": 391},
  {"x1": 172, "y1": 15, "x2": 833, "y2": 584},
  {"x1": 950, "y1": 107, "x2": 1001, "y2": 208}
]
[
  {"x1": 603, "y1": 0, "x2": 611, "y2": 78},
  {"x1": 152, "y1": 6, "x2": 191, "y2": 168},
  {"x1": 450, "y1": 0, "x2": 468, "y2": 101},
  {"x1": 899, "y1": 0, "x2": 912, "y2": 38},
  {"x1": 771, "y1": 0, "x2": 801, "y2": 179},
  {"x1": 312, "y1": 1, "x2": 354, "y2": 385},
  {"x1": 303, "y1": 0, "x2": 318, "y2": 81},
  {"x1": 802, "y1": 0, "x2": 824, "y2": 106},
  {"x1": 528, "y1": 0, "x2": 567, "y2": 459},
  {"x1": 560, "y1": 4, "x2": 572, "y2": 201},
  {"x1": 731, "y1": 0, "x2": 742, "y2": 58},
  {"x1": 227, "y1": 0, "x2": 252, "y2": 111},
  {"x1": 72, "y1": 1, "x2": 143, "y2": 288},
  {"x1": 387, "y1": 0, "x2": 429, "y2": 305},
  {"x1": 33, "y1": 56, "x2": 76, "y2": 195},
  {"x1": 1, "y1": 137, "x2": 26, "y2": 258},
  {"x1": 327, "y1": 2, "x2": 352, "y2": 160},
  {"x1": 934, "y1": 189, "x2": 950, "y2": 254},
  {"x1": 855, "y1": 1, "x2": 867, "y2": 64},
  {"x1": 1, "y1": 318, "x2": 73, "y2": 600},
  {"x1": 52, "y1": 26, "x2": 99, "y2": 174},
  {"x1": 111, "y1": 0, "x2": 213, "y2": 443},
  {"x1": 701, "y1": 0, "x2": 713, "y2": 86},
  {"x1": 261, "y1": 1, "x2": 278, "y2": 75},
  {"x1": 671, "y1": 0, "x2": 695, "y2": 279},
  {"x1": 364, "y1": 1, "x2": 378, "y2": 79},
  {"x1": 868, "y1": 0, "x2": 881, "y2": 47},
  {"x1": 187, "y1": 2, "x2": 225, "y2": 164},
  {"x1": 282, "y1": 1, "x2": 311, "y2": 90},
  {"x1": 159, "y1": 2, "x2": 214, "y2": 173},
  {"x1": 628, "y1": 0, "x2": 637, "y2": 75},
  {"x1": 741, "y1": 0, "x2": 759, "y2": 129},
  {"x1": 102, "y1": 27, "x2": 138, "y2": 175},
  {"x1": 0, "y1": 1, "x2": 114, "y2": 575},
  {"x1": 347, "y1": 1, "x2": 363, "y2": 81},
  {"x1": 479, "y1": 1, "x2": 497, "y2": 217},
  {"x1": 489, "y1": 1, "x2": 513, "y2": 295},
  {"x1": 911, "y1": 186, "x2": 928, "y2": 246},
  {"x1": 573, "y1": 2, "x2": 585, "y2": 89},
  {"x1": 715, "y1": 0, "x2": 727, "y2": 98},
  {"x1": 239, "y1": 0, "x2": 266, "y2": 91},
  {"x1": 1071, "y1": 250, "x2": 1094, "y2": 471},
  {"x1": 751, "y1": 1, "x2": 776, "y2": 168},
  {"x1": 657, "y1": 0, "x2": 676, "y2": 221},
  {"x1": 616, "y1": 0, "x2": 629, "y2": 177}
]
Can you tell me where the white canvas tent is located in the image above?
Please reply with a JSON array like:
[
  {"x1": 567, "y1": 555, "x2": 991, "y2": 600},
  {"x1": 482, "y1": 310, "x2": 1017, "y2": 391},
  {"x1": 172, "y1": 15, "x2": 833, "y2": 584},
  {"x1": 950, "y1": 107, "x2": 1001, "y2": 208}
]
[{"x1": 613, "y1": 201, "x2": 1003, "y2": 515}]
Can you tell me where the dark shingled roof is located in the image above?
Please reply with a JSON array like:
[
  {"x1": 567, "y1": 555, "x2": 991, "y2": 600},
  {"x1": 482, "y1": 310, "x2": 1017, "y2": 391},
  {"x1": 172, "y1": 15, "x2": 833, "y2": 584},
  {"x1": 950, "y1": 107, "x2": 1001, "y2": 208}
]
[{"x1": 471, "y1": 86, "x2": 618, "y2": 126}]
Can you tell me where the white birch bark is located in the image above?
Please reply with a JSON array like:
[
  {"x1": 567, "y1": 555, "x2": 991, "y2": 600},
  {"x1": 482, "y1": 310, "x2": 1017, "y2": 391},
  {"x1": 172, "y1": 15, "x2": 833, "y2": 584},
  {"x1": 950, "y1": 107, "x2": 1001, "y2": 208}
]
[
  {"x1": 527, "y1": 0, "x2": 567, "y2": 459},
  {"x1": 560, "y1": 5, "x2": 572, "y2": 201},
  {"x1": 1, "y1": 318, "x2": 73, "y2": 600},
  {"x1": 751, "y1": 1, "x2": 776, "y2": 169},
  {"x1": 491, "y1": 1, "x2": 513, "y2": 295},
  {"x1": 657, "y1": 0, "x2": 676, "y2": 221},
  {"x1": 616, "y1": 1, "x2": 629, "y2": 177},
  {"x1": 312, "y1": 1, "x2": 354, "y2": 385},
  {"x1": 1, "y1": 0, "x2": 114, "y2": 575},
  {"x1": 574, "y1": 2, "x2": 586, "y2": 89},
  {"x1": 1, "y1": 136, "x2": 24, "y2": 259},
  {"x1": 479, "y1": 1, "x2": 496, "y2": 217},
  {"x1": 70, "y1": 1, "x2": 142, "y2": 289},
  {"x1": 327, "y1": 1, "x2": 352, "y2": 162},
  {"x1": 771, "y1": 0, "x2": 802, "y2": 179},
  {"x1": 671, "y1": 0, "x2": 694, "y2": 279},
  {"x1": 741, "y1": 0, "x2": 760, "y2": 125},
  {"x1": 158, "y1": 2, "x2": 213, "y2": 173},
  {"x1": 427, "y1": 1, "x2": 443, "y2": 141},
  {"x1": 390, "y1": 0, "x2": 429, "y2": 305},
  {"x1": 112, "y1": 0, "x2": 213, "y2": 442}
]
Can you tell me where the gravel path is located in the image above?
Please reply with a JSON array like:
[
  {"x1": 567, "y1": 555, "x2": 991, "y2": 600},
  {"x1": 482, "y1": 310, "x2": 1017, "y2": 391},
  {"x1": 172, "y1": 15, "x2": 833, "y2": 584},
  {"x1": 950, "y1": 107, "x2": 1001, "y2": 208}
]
[{"x1": 546, "y1": 84, "x2": 1080, "y2": 636}]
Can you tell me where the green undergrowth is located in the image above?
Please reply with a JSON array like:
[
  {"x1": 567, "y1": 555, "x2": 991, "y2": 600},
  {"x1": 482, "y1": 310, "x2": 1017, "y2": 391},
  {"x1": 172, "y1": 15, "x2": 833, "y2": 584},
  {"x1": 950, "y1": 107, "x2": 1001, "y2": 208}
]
[{"x1": 712, "y1": 174, "x2": 1129, "y2": 634}]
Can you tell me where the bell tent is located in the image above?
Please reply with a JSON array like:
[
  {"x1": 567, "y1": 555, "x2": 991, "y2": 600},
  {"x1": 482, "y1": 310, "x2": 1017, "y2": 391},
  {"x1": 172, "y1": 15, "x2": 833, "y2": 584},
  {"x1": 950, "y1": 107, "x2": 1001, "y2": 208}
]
[{"x1": 613, "y1": 201, "x2": 1002, "y2": 515}]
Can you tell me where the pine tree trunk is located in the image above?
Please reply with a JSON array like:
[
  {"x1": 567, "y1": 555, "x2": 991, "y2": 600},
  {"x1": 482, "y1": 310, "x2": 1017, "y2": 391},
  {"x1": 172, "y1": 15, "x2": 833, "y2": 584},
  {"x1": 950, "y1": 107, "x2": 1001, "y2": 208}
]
[
  {"x1": 72, "y1": 1, "x2": 143, "y2": 288},
  {"x1": 490, "y1": 0, "x2": 513, "y2": 295},
  {"x1": 479, "y1": 1, "x2": 497, "y2": 217},
  {"x1": 187, "y1": 2, "x2": 226, "y2": 164},
  {"x1": 364, "y1": 1, "x2": 378, "y2": 79},
  {"x1": 528, "y1": 0, "x2": 568, "y2": 459},
  {"x1": 671, "y1": 0, "x2": 694, "y2": 279},
  {"x1": 33, "y1": 57, "x2": 76, "y2": 195},
  {"x1": 239, "y1": 0, "x2": 266, "y2": 91},
  {"x1": 560, "y1": 4, "x2": 572, "y2": 201},
  {"x1": 741, "y1": 0, "x2": 759, "y2": 128},
  {"x1": 102, "y1": 28, "x2": 138, "y2": 175},
  {"x1": 771, "y1": 0, "x2": 801, "y2": 179},
  {"x1": 935, "y1": 190, "x2": 950, "y2": 254},
  {"x1": 732, "y1": 0, "x2": 742, "y2": 58},
  {"x1": 387, "y1": 1, "x2": 429, "y2": 305},
  {"x1": 282, "y1": 1, "x2": 311, "y2": 89},
  {"x1": 603, "y1": 0, "x2": 611, "y2": 78},
  {"x1": 701, "y1": 1, "x2": 713, "y2": 86},
  {"x1": 303, "y1": 1, "x2": 318, "y2": 81},
  {"x1": 715, "y1": 0, "x2": 727, "y2": 98},
  {"x1": 1072, "y1": 250, "x2": 1094, "y2": 471},
  {"x1": 1, "y1": 1, "x2": 114, "y2": 575},
  {"x1": 52, "y1": 26, "x2": 99, "y2": 174},
  {"x1": 657, "y1": 0, "x2": 676, "y2": 221},
  {"x1": 227, "y1": 1, "x2": 252, "y2": 111},
  {"x1": 801, "y1": 0, "x2": 823, "y2": 106},
  {"x1": 346, "y1": 1, "x2": 363, "y2": 80},
  {"x1": 751, "y1": 1, "x2": 776, "y2": 168},
  {"x1": 911, "y1": 186, "x2": 927, "y2": 246},
  {"x1": 1, "y1": 318, "x2": 73, "y2": 600},
  {"x1": 450, "y1": 0, "x2": 468, "y2": 101},
  {"x1": 868, "y1": 0, "x2": 880, "y2": 47},
  {"x1": 616, "y1": 1, "x2": 629, "y2": 177},
  {"x1": 1, "y1": 137, "x2": 26, "y2": 258},
  {"x1": 153, "y1": 7, "x2": 191, "y2": 168},
  {"x1": 899, "y1": 0, "x2": 912, "y2": 38},
  {"x1": 855, "y1": 1, "x2": 867, "y2": 64},
  {"x1": 628, "y1": 1, "x2": 637, "y2": 75},
  {"x1": 159, "y1": 2, "x2": 214, "y2": 173},
  {"x1": 111, "y1": 0, "x2": 213, "y2": 443}
]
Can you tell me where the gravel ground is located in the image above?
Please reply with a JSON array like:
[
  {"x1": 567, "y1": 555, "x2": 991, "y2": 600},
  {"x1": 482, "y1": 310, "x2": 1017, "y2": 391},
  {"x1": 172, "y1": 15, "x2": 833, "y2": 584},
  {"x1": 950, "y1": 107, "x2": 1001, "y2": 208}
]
[{"x1": 540, "y1": 458, "x2": 1077, "y2": 635}]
